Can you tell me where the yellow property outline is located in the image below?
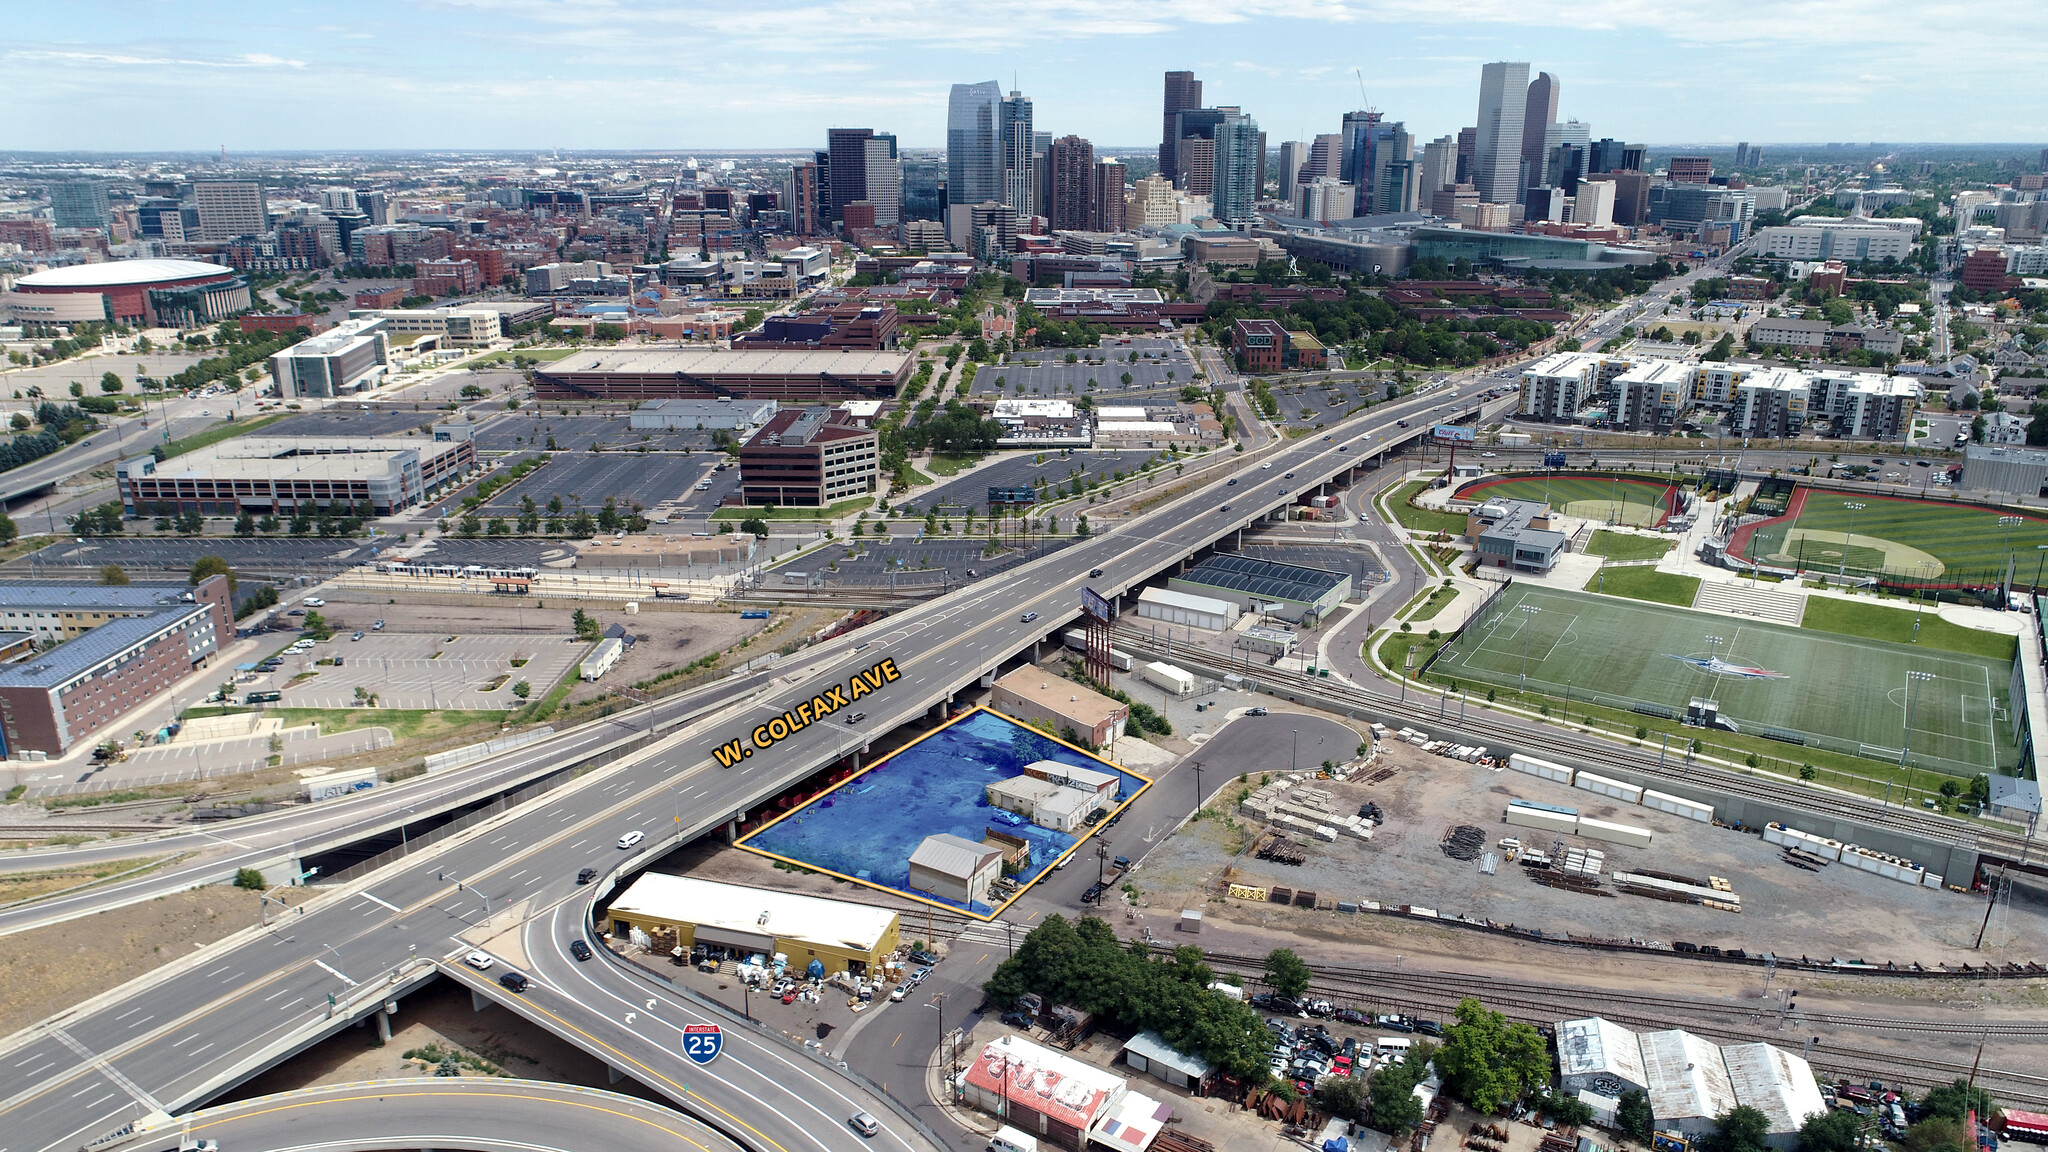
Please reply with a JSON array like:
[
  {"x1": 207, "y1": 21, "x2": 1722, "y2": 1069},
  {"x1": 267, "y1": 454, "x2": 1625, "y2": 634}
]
[{"x1": 733, "y1": 705, "x2": 1153, "y2": 922}]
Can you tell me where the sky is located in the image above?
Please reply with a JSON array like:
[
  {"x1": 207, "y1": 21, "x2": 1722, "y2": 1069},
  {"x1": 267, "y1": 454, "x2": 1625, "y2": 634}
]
[{"x1": 4, "y1": 0, "x2": 2045, "y2": 154}]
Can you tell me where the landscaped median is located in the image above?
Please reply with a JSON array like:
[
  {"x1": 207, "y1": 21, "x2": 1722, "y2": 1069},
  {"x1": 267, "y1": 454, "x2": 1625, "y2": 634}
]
[{"x1": 710, "y1": 496, "x2": 878, "y2": 521}]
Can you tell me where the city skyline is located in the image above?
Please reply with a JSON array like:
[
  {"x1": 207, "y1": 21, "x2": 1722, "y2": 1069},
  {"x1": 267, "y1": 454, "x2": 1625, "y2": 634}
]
[{"x1": 5, "y1": 1, "x2": 2046, "y2": 152}]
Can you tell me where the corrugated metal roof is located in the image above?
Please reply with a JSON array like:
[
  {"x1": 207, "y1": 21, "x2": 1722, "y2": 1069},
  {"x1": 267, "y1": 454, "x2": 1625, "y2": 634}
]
[
  {"x1": 1557, "y1": 1017, "x2": 1647, "y2": 1090},
  {"x1": 607, "y1": 873, "x2": 897, "y2": 952},
  {"x1": 1179, "y1": 553, "x2": 1346, "y2": 604},
  {"x1": 1122, "y1": 1030, "x2": 1214, "y2": 1079},
  {"x1": 1722, "y1": 1043, "x2": 1827, "y2": 1135},
  {"x1": 1639, "y1": 1029, "x2": 1737, "y2": 1123},
  {"x1": 909, "y1": 833, "x2": 999, "y2": 879},
  {"x1": 1135, "y1": 586, "x2": 1236, "y2": 617}
]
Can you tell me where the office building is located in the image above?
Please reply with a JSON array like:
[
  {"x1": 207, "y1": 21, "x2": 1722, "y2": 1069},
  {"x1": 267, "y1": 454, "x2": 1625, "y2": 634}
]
[
  {"x1": 536, "y1": 348, "x2": 913, "y2": 404},
  {"x1": 1232, "y1": 318, "x2": 1325, "y2": 372},
  {"x1": 1667, "y1": 156, "x2": 1712, "y2": 184},
  {"x1": 738, "y1": 406, "x2": 878, "y2": 507},
  {"x1": 788, "y1": 159, "x2": 822, "y2": 235},
  {"x1": 948, "y1": 81, "x2": 1004, "y2": 208},
  {"x1": 119, "y1": 434, "x2": 475, "y2": 518},
  {"x1": 1431, "y1": 183, "x2": 1479, "y2": 219},
  {"x1": 1046, "y1": 136, "x2": 1096, "y2": 232},
  {"x1": 1520, "y1": 72, "x2": 1560, "y2": 195},
  {"x1": 1587, "y1": 138, "x2": 1643, "y2": 175},
  {"x1": 364, "y1": 307, "x2": 502, "y2": 347},
  {"x1": 826, "y1": 128, "x2": 876, "y2": 224},
  {"x1": 1610, "y1": 171, "x2": 1653, "y2": 225},
  {"x1": 991, "y1": 669, "x2": 1130, "y2": 753},
  {"x1": 1277, "y1": 140, "x2": 1309, "y2": 205},
  {"x1": 1342, "y1": 114, "x2": 1415, "y2": 216},
  {"x1": 1755, "y1": 218, "x2": 1915, "y2": 262},
  {"x1": 192, "y1": 181, "x2": 268, "y2": 243},
  {"x1": 1572, "y1": 178, "x2": 1616, "y2": 227},
  {"x1": 864, "y1": 134, "x2": 902, "y2": 226},
  {"x1": 606, "y1": 875, "x2": 898, "y2": 976},
  {"x1": 1456, "y1": 127, "x2": 1477, "y2": 184},
  {"x1": 1469, "y1": 499, "x2": 1568, "y2": 573},
  {"x1": 1093, "y1": 159, "x2": 1126, "y2": 233},
  {"x1": 1419, "y1": 136, "x2": 1458, "y2": 204},
  {"x1": 1160, "y1": 71, "x2": 1203, "y2": 186},
  {"x1": 1543, "y1": 119, "x2": 1592, "y2": 190},
  {"x1": 0, "y1": 582, "x2": 233, "y2": 757},
  {"x1": 1299, "y1": 179, "x2": 1357, "y2": 224},
  {"x1": 1471, "y1": 62, "x2": 1531, "y2": 205},
  {"x1": 1000, "y1": 91, "x2": 1035, "y2": 214},
  {"x1": 1305, "y1": 134, "x2": 1342, "y2": 184},
  {"x1": 49, "y1": 181, "x2": 110, "y2": 231},
  {"x1": 269, "y1": 316, "x2": 391, "y2": 397},
  {"x1": 1126, "y1": 175, "x2": 1177, "y2": 228}
]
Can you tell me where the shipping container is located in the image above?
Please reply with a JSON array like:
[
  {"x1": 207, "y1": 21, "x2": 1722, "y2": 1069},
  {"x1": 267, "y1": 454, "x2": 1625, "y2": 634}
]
[
  {"x1": 1059, "y1": 630, "x2": 1134, "y2": 671},
  {"x1": 1504, "y1": 806, "x2": 1579, "y2": 835},
  {"x1": 1508, "y1": 752, "x2": 1575, "y2": 785},
  {"x1": 1575, "y1": 816, "x2": 1653, "y2": 848},
  {"x1": 1574, "y1": 771, "x2": 1645, "y2": 804},
  {"x1": 1639, "y1": 788, "x2": 1714, "y2": 823},
  {"x1": 1509, "y1": 798, "x2": 1579, "y2": 815},
  {"x1": 1142, "y1": 661, "x2": 1196, "y2": 696}
]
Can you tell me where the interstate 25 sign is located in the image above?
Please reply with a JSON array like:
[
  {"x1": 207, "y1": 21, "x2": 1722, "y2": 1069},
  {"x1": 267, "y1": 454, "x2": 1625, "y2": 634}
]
[{"x1": 683, "y1": 1023, "x2": 724, "y2": 1065}]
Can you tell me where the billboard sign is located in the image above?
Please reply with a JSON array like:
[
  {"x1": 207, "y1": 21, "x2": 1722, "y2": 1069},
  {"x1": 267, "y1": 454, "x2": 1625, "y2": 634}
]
[
  {"x1": 1543, "y1": 452, "x2": 1569, "y2": 469},
  {"x1": 1082, "y1": 588, "x2": 1114, "y2": 622},
  {"x1": 1433, "y1": 425, "x2": 1476, "y2": 443}
]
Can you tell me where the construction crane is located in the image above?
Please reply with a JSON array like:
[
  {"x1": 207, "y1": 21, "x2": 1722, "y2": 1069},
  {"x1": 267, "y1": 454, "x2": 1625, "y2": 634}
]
[{"x1": 1353, "y1": 68, "x2": 1375, "y2": 113}]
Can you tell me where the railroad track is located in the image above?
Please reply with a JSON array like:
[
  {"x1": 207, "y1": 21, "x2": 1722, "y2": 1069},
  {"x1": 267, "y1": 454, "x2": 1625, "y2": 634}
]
[
  {"x1": 1115, "y1": 629, "x2": 2033, "y2": 862},
  {"x1": 1190, "y1": 950, "x2": 2048, "y2": 1107}
]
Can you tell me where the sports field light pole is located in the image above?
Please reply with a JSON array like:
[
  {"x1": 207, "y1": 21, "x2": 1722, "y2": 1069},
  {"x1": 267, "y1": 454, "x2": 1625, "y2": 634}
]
[
  {"x1": 1999, "y1": 516, "x2": 2024, "y2": 580},
  {"x1": 1516, "y1": 603, "x2": 1543, "y2": 690},
  {"x1": 2034, "y1": 545, "x2": 2048, "y2": 598},
  {"x1": 1840, "y1": 502, "x2": 1865, "y2": 579},
  {"x1": 1886, "y1": 670, "x2": 1935, "y2": 810}
]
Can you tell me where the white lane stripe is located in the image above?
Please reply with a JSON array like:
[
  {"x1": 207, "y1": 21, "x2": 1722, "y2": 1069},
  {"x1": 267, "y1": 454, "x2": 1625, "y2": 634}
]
[
  {"x1": 315, "y1": 960, "x2": 357, "y2": 987},
  {"x1": 360, "y1": 892, "x2": 400, "y2": 913}
]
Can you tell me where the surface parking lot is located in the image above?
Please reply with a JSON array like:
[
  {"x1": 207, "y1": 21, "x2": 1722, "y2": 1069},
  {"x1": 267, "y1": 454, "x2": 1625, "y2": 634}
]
[
  {"x1": 473, "y1": 413, "x2": 714, "y2": 454},
  {"x1": 16, "y1": 536, "x2": 385, "y2": 579},
  {"x1": 262, "y1": 410, "x2": 441, "y2": 437},
  {"x1": 972, "y1": 345, "x2": 1198, "y2": 399},
  {"x1": 1232, "y1": 543, "x2": 1387, "y2": 587},
  {"x1": 905, "y1": 449, "x2": 1162, "y2": 515},
  {"x1": 793, "y1": 536, "x2": 1077, "y2": 586},
  {"x1": 1269, "y1": 380, "x2": 1379, "y2": 429},
  {"x1": 483, "y1": 452, "x2": 718, "y2": 514},
  {"x1": 249, "y1": 631, "x2": 588, "y2": 711}
]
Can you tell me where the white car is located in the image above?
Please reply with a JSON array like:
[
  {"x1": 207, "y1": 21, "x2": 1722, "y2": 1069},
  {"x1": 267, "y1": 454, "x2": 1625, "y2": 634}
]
[
  {"x1": 464, "y1": 951, "x2": 494, "y2": 971},
  {"x1": 617, "y1": 830, "x2": 646, "y2": 849}
]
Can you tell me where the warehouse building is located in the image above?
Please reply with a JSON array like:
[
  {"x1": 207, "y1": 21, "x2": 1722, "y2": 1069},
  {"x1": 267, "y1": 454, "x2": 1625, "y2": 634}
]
[
  {"x1": 1168, "y1": 554, "x2": 1350, "y2": 624},
  {"x1": 0, "y1": 580, "x2": 232, "y2": 757},
  {"x1": 1556, "y1": 1018, "x2": 1824, "y2": 1149},
  {"x1": 989, "y1": 669, "x2": 1129, "y2": 752},
  {"x1": 1134, "y1": 586, "x2": 1240, "y2": 632},
  {"x1": 987, "y1": 774, "x2": 1097, "y2": 833},
  {"x1": 629, "y1": 397, "x2": 777, "y2": 432},
  {"x1": 1120, "y1": 1031, "x2": 1216, "y2": 1093},
  {"x1": 118, "y1": 435, "x2": 476, "y2": 516},
  {"x1": 604, "y1": 874, "x2": 900, "y2": 976},
  {"x1": 533, "y1": 347, "x2": 914, "y2": 403},
  {"x1": 962, "y1": 1035, "x2": 1167, "y2": 1152},
  {"x1": 907, "y1": 833, "x2": 1004, "y2": 905}
]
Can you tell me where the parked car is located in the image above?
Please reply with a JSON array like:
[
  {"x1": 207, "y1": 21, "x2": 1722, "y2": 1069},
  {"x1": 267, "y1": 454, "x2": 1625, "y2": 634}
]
[
  {"x1": 1246, "y1": 707, "x2": 1268, "y2": 716},
  {"x1": 372, "y1": 620, "x2": 385, "y2": 630},
  {"x1": 1080, "y1": 882, "x2": 1107, "y2": 903},
  {"x1": 350, "y1": 630, "x2": 364, "y2": 641},
  {"x1": 908, "y1": 948, "x2": 940, "y2": 965}
]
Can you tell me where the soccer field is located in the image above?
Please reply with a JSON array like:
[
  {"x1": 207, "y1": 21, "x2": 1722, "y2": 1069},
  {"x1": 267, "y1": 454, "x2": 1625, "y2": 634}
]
[
  {"x1": 1734, "y1": 488, "x2": 2048, "y2": 587},
  {"x1": 1429, "y1": 585, "x2": 2015, "y2": 777},
  {"x1": 1457, "y1": 475, "x2": 1679, "y2": 528}
]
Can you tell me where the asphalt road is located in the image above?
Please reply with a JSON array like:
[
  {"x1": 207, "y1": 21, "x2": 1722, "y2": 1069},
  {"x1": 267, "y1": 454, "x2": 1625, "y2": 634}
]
[{"x1": 0, "y1": 375, "x2": 1496, "y2": 1152}]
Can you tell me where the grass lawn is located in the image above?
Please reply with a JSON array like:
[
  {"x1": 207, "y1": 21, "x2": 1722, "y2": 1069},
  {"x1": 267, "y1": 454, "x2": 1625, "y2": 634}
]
[
  {"x1": 1407, "y1": 584, "x2": 1460, "y2": 622},
  {"x1": 1802, "y1": 596, "x2": 2018, "y2": 661},
  {"x1": 262, "y1": 707, "x2": 509, "y2": 742},
  {"x1": 1586, "y1": 530, "x2": 1675, "y2": 562},
  {"x1": 466, "y1": 347, "x2": 581, "y2": 367},
  {"x1": 1385, "y1": 481, "x2": 1469, "y2": 537},
  {"x1": 1585, "y1": 566, "x2": 1701, "y2": 607},
  {"x1": 711, "y1": 496, "x2": 878, "y2": 521},
  {"x1": 1458, "y1": 474, "x2": 1680, "y2": 527},
  {"x1": 1737, "y1": 488, "x2": 2048, "y2": 586},
  {"x1": 1434, "y1": 583, "x2": 2013, "y2": 779},
  {"x1": 926, "y1": 453, "x2": 985, "y2": 477},
  {"x1": 163, "y1": 413, "x2": 288, "y2": 460}
]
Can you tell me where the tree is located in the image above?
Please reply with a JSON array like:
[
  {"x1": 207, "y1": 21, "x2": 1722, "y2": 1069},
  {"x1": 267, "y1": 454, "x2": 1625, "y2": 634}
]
[
  {"x1": 190, "y1": 555, "x2": 238, "y2": 595},
  {"x1": 1263, "y1": 948, "x2": 1312, "y2": 999},
  {"x1": 100, "y1": 371, "x2": 124, "y2": 394},
  {"x1": 572, "y1": 608, "x2": 601, "y2": 640},
  {"x1": 0, "y1": 513, "x2": 16, "y2": 545},
  {"x1": 234, "y1": 511, "x2": 256, "y2": 537},
  {"x1": 1074, "y1": 514, "x2": 1090, "y2": 538},
  {"x1": 739, "y1": 517, "x2": 770, "y2": 537},
  {"x1": 1368, "y1": 1049, "x2": 1429, "y2": 1132},
  {"x1": 99, "y1": 563, "x2": 130, "y2": 585},
  {"x1": 1314, "y1": 1074, "x2": 1366, "y2": 1119},
  {"x1": 68, "y1": 382, "x2": 83, "y2": 398},
  {"x1": 302, "y1": 610, "x2": 329, "y2": 638},
  {"x1": 234, "y1": 867, "x2": 265, "y2": 890},
  {"x1": 1617, "y1": 1089, "x2": 1654, "y2": 1142},
  {"x1": 512, "y1": 679, "x2": 531, "y2": 699},
  {"x1": 1797, "y1": 1108, "x2": 1867, "y2": 1152},
  {"x1": 1920, "y1": 1079, "x2": 1997, "y2": 1124},
  {"x1": 1701, "y1": 1106, "x2": 1775, "y2": 1152},
  {"x1": 1434, "y1": 997, "x2": 1551, "y2": 1114}
]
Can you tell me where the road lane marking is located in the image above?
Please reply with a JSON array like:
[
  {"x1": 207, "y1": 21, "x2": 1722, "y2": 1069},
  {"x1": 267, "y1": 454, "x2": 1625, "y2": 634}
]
[
  {"x1": 361, "y1": 892, "x2": 400, "y2": 913},
  {"x1": 314, "y1": 960, "x2": 357, "y2": 987}
]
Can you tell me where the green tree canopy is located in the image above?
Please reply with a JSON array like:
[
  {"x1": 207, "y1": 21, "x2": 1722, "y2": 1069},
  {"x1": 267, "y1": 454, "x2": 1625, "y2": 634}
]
[
  {"x1": 1433, "y1": 998, "x2": 1551, "y2": 1114},
  {"x1": 1921, "y1": 1079, "x2": 1998, "y2": 1124},
  {"x1": 1796, "y1": 1108, "x2": 1867, "y2": 1152},
  {"x1": 1618, "y1": 1089, "x2": 1654, "y2": 1142},
  {"x1": 1367, "y1": 1046, "x2": 1433, "y2": 1131},
  {"x1": 1701, "y1": 1106, "x2": 1775, "y2": 1152},
  {"x1": 1263, "y1": 948, "x2": 1312, "y2": 1000},
  {"x1": 99, "y1": 563, "x2": 130, "y2": 586},
  {"x1": 189, "y1": 555, "x2": 238, "y2": 595}
]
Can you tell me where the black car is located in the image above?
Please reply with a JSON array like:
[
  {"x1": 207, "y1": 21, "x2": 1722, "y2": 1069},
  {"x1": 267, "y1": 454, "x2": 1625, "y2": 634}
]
[
  {"x1": 1227, "y1": 478, "x2": 1238, "y2": 485},
  {"x1": 1415, "y1": 1018, "x2": 1443, "y2": 1036},
  {"x1": 1080, "y1": 882, "x2": 1108, "y2": 903},
  {"x1": 498, "y1": 971, "x2": 529, "y2": 993},
  {"x1": 1284, "y1": 472, "x2": 1295, "y2": 478},
  {"x1": 1089, "y1": 568, "x2": 1104, "y2": 577},
  {"x1": 576, "y1": 867, "x2": 597, "y2": 884},
  {"x1": 569, "y1": 940, "x2": 593, "y2": 961},
  {"x1": 1002, "y1": 1009, "x2": 1035, "y2": 1029},
  {"x1": 1246, "y1": 707, "x2": 1268, "y2": 716},
  {"x1": 1085, "y1": 808, "x2": 1107, "y2": 827}
]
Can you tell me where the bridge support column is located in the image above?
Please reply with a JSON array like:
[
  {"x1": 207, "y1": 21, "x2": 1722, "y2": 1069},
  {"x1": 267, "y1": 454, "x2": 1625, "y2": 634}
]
[
  {"x1": 609, "y1": 1065, "x2": 628, "y2": 1085},
  {"x1": 472, "y1": 987, "x2": 490, "y2": 1012},
  {"x1": 726, "y1": 817, "x2": 741, "y2": 843},
  {"x1": 377, "y1": 1007, "x2": 392, "y2": 1043}
]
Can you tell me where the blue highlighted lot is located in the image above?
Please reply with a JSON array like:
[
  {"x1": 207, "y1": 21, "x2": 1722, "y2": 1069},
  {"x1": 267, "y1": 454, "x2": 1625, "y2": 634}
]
[{"x1": 738, "y1": 708, "x2": 1150, "y2": 918}]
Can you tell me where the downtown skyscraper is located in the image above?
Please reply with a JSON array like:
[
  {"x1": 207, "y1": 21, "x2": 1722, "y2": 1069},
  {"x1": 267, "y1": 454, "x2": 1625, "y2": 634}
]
[
  {"x1": 947, "y1": 81, "x2": 1003, "y2": 207},
  {"x1": 1159, "y1": 70, "x2": 1202, "y2": 186},
  {"x1": 1471, "y1": 62, "x2": 1530, "y2": 206}
]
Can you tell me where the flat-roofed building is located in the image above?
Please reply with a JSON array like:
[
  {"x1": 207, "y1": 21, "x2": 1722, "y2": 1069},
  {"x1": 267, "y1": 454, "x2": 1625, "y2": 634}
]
[
  {"x1": 0, "y1": 580, "x2": 232, "y2": 756},
  {"x1": 356, "y1": 307, "x2": 502, "y2": 346},
  {"x1": 605, "y1": 873, "x2": 900, "y2": 975},
  {"x1": 270, "y1": 316, "x2": 390, "y2": 398},
  {"x1": 989, "y1": 667, "x2": 1129, "y2": 752},
  {"x1": 630, "y1": 398, "x2": 777, "y2": 432},
  {"x1": 1613, "y1": 358, "x2": 1692, "y2": 431},
  {"x1": 963, "y1": 1035, "x2": 1136, "y2": 1151},
  {"x1": 1018, "y1": 758, "x2": 1119, "y2": 802},
  {"x1": 737, "y1": 407, "x2": 878, "y2": 507},
  {"x1": 1961, "y1": 443, "x2": 2048, "y2": 500},
  {"x1": 908, "y1": 832, "x2": 1003, "y2": 905},
  {"x1": 534, "y1": 348, "x2": 914, "y2": 403},
  {"x1": 1732, "y1": 367, "x2": 1811, "y2": 438},
  {"x1": 1134, "y1": 586, "x2": 1239, "y2": 632},
  {"x1": 986, "y1": 774, "x2": 1097, "y2": 833},
  {"x1": 1169, "y1": 553, "x2": 1350, "y2": 624},
  {"x1": 1468, "y1": 499, "x2": 1568, "y2": 573},
  {"x1": 119, "y1": 436, "x2": 475, "y2": 516},
  {"x1": 1519, "y1": 351, "x2": 1607, "y2": 421}
]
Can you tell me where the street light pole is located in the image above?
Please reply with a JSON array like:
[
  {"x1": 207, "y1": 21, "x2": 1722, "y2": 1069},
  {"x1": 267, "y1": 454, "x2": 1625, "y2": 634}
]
[
  {"x1": 1518, "y1": 603, "x2": 1542, "y2": 688},
  {"x1": 1887, "y1": 670, "x2": 1935, "y2": 809}
]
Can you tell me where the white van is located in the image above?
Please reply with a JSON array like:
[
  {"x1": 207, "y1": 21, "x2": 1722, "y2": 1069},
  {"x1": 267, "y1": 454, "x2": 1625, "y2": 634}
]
[
  {"x1": 989, "y1": 1126, "x2": 1039, "y2": 1152},
  {"x1": 1376, "y1": 1037, "x2": 1413, "y2": 1056}
]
